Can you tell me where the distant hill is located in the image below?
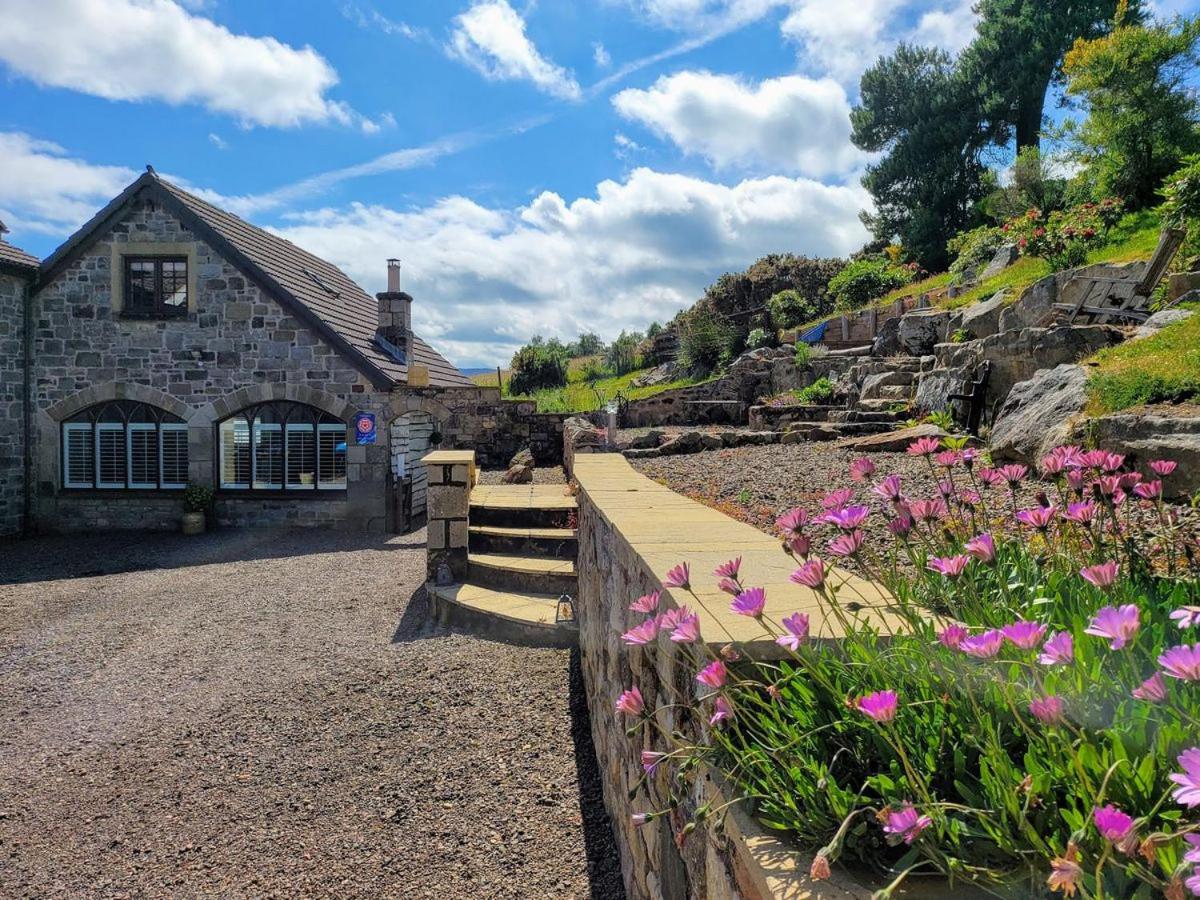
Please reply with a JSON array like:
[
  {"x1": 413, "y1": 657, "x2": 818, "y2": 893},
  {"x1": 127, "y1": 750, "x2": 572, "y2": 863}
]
[{"x1": 460, "y1": 367, "x2": 496, "y2": 377}]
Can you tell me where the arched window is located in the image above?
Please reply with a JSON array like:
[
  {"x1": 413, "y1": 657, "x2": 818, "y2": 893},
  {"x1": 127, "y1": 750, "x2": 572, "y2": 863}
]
[
  {"x1": 62, "y1": 401, "x2": 188, "y2": 490},
  {"x1": 218, "y1": 402, "x2": 347, "y2": 491}
]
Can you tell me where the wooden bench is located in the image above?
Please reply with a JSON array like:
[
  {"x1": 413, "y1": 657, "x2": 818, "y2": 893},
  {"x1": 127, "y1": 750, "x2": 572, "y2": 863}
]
[{"x1": 1054, "y1": 228, "x2": 1186, "y2": 324}]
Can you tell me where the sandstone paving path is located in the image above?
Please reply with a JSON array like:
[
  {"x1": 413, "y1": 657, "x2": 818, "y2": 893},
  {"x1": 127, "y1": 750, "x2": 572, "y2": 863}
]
[{"x1": 0, "y1": 531, "x2": 624, "y2": 898}]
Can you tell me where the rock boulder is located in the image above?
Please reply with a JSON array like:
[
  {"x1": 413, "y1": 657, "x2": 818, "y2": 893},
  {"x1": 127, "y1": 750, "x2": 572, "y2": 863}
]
[
  {"x1": 989, "y1": 365, "x2": 1089, "y2": 464},
  {"x1": 871, "y1": 315, "x2": 903, "y2": 357},
  {"x1": 959, "y1": 290, "x2": 1008, "y2": 340},
  {"x1": 1081, "y1": 405, "x2": 1200, "y2": 500},
  {"x1": 898, "y1": 309, "x2": 954, "y2": 356}
]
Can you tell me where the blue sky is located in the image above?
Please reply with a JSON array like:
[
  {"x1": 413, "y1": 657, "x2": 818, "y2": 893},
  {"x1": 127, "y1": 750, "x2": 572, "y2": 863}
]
[{"x1": 1, "y1": 0, "x2": 1196, "y2": 367}]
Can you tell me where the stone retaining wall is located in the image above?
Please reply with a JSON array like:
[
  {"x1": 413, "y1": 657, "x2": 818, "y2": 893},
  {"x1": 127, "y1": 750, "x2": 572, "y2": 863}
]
[
  {"x1": 0, "y1": 269, "x2": 30, "y2": 537},
  {"x1": 572, "y1": 454, "x2": 900, "y2": 899}
]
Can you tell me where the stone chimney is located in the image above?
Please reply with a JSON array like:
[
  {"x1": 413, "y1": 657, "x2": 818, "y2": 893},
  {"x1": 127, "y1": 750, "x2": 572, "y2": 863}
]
[{"x1": 375, "y1": 258, "x2": 414, "y2": 365}]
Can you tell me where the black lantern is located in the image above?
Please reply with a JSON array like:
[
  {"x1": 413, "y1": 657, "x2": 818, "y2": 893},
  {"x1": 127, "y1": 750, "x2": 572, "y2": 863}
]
[{"x1": 556, "y1": 594, "x2": 576, "y2": 624}]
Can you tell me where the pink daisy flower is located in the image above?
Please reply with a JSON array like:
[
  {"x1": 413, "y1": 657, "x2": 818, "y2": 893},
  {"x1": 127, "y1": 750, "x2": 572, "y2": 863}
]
[
  {"x1": 855, "y1": 690, "x2": 898, "y2": 723},
  {"x1": 821, "y1": 505, "x2": 870, "y2": 530},
  {"x1": 1170, "y1": 607, "x2": 1200, "y2": 629},
  {"x1": 662, "y1": 562, "x2": 690, "y2": 589},
  {"x1": 730, "y1": 587, "x2": 766, "y2": 618},
  {"x1": 696, "y1": 660, "x2": 728, "y2": 689},
  {"x1": 790, "y1": 558, "x2": 826, "y2": 590},
  {"x1": 622, "y1": 618, "x2": 661, "y2": 646},
  {"x1": 1160, "y1": 644, "x2": 1200, "y2": 681},
  {"x1": 849, "y1": 457, "x2": 876, "y2": 482},
  {"x1": 1093, "y1": 805, "x2": 1134, "y2": 844},
  {"x1": 928, "y1": 555, "x2": 971, "y2": 578},
  {"x1": 1062, "y1": 501, "x2": 1098, "y2": 524},
  {"x1": 1085, "y1": 604, "x2": 1140, "y2": 650},
  {"x1": 615, "y1": 686, "x2": 644, "y2": 716},
  {"x1": 1029, "y1": 695, "x2": 1065, "y2": 724},
  {"x1": 670, "y1": 613, "x2": 702, "y2": 644},
  {"x1": 787, "y1": 534, "x2": 812, "y2": 558},
  {"x1": 998, "y1": 463, "x2": 1028, "y2": 486},
  {"x1": 1081, "y1": 561, "x2": 1120, "y2": 589},
  {"x1": 1003, "y1": 620, "x2": 1048, "y2": 650},
  {"x1": 872, "y1": 474, "x2": 903, "y2": 502},
  {"x1": 1150, "y1": 459, "x2": 1178, "y2": 477},
  {"x1": 709, "y1": 695, "x2": 733, "y2": 726},
  {"x1": 1169, "y1": 748, "x2": 1200, "y2": 808},
  {"x1": 938, "y1": 624, "x2": 968, "y2": 649},
  {"x1": 1016, "y1": 506, "x2": 1057, "y2": 530},
  {"x1": 907, "y1": 437, "x2": 941, "y2": 457},
  {"x1": 629, "y1": 591, "x2": 661, "y2": 613},
  {"x1": 882, "y1": 806, "x2": 932, "y2": 846},
  {"x1": 965, "y1": 533, "x2": 996, "y2": 564},
  {"x1": 1038, "y1": 632, "x2": 1074, "y2": 666},
  {"x1": 821, "y1": 488, "x2": 855, "y2": 510},
  {"x1": 960, "y1": 629, "x2": 1004, "y2": 659},
  {"x1": 827, "y1": 530, "x2": 865, "y2": 558},
  {"x1": 1132, "y1": 672, "x2": 1167, "y2": 703},
  {"x1": 713, "y1": 557, "x2": 742, "y2": 580},
  {"x1": 776, "y1": 612, "x2": 810, "y2": 651},
  {"x1": 641, "y1": 750, "x2": 665, "y2": 774},
  {"x1": 775, "y1": 508, "x2": 810, "y2": 535},
  {"x1": 717, "y1": 577, "x2": 741, "y2": 596},
  {"x1": 908, "y1": 498, "x2": 947, "y2": 522}
]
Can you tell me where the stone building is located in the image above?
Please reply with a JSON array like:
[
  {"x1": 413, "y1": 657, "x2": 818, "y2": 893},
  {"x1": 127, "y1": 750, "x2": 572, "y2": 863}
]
[{"x1": 0, "y1": 169, "x2": 563, "y2": 538}]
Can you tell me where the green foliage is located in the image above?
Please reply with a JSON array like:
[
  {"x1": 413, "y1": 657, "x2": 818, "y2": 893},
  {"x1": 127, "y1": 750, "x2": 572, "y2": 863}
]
[
  {"x1": 947, "y1": 224, "x2": 1008, "y2": 285},
  {"x1": 950, "y1": 328, "x2": 972, "y2": 344},
  {"x1": 982, "y1": 147, "x2": 1072, "y2": 222},
  {"x1": 827, "y1": 258, "x2": 915, "y2": 310},
  {"x1": 852, "y1": 46, "x2": 992, "y2": 270},
  {"x1": 796, "y1": 377, "x2": 834, "y2": 404},
  {"x1": 792, "y1": 342, "x2": 813, "y2": 368},
  {"x1": 645, "y1": 321, "x2": 663, "y2": 338},
  {"x1": 567, "y1": 332, "x2": 606, "y2": 357},
  {"x1": 1161, "y1": 154, "x2": 1200, "y2": 266},
  {"x1": 1004, "y1": 197, "x2": 1125, "y2": 270},
  {"x1": 768, "y1": 289, "x2": 820, "y2": 331},
  {"x1": 508, "y1": 337, "x2": 569, "y2": 395},
  {"x1": 745, "y1": 327, "x2": 773, "y2": 350},
  {"x1": 1063, "y1": 15, "x2": 1200, "y2": 208},
  {"x1": 677, "y1": 306, "x2": 730, "y2": 375},
  {"x1": 1087, "y1": 303, "x2": 1200, "y2": 412},
  {"x1": 183, "y1": 483, "x2": 213, "y2": 514},
  {"x1": 605, "y1": 330, "x2": 644, "y2": 376},
  {"x1": 962, "y1": 0, "x2": 1135, "y2": 152}
]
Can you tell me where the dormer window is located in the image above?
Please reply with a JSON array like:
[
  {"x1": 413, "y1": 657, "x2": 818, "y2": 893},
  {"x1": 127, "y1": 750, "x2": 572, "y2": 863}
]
[{"x1": 124, "y1": 256, "x2": 188, "y2": 319}]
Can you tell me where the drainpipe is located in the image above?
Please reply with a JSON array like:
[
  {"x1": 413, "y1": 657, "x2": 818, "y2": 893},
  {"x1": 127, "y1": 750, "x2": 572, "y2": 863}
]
[{"x1": 21, "y1": 275, "x2": 33, "y2": 535}]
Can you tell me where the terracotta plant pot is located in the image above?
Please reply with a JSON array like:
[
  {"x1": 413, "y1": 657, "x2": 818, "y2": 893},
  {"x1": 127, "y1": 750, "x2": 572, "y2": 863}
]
[{"x1": 181, "y1": 512, "x2": 206, "y2": 536}]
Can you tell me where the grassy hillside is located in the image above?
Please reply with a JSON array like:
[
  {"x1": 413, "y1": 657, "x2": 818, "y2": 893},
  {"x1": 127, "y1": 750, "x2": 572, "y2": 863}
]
[
  {"x1": 1086, "y1": 301, "x2": 1200, "y2": 414},
  {"x1": 508, "y1": 367, "x2": 707, "y2": 414}
]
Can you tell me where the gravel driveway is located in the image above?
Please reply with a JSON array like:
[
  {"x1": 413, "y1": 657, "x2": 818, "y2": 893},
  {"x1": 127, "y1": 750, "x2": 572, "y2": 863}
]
[{"x1": 0, "y1": 530, "x2": 623, "y2": 899}]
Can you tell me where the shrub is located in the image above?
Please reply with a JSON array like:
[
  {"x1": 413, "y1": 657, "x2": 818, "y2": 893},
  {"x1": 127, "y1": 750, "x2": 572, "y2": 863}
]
[
  {"x1": 183, "y1": 483, "x2": 213, "y2": 514},
  {"x1": 606, "y1": 330, "x2": 644, "y2": 376},
  {"x1": 768, "y1": 290, "x2": 819, "y2": 331},
  {"x1": 792, "y1": 342, "x2": 812, "y2": 368},
  {"x1": 1004, "y1": 198, "x2": 1125, "y2": 271},
  {"x1": 981, "y1": 146, "x2": 1070, "y2": 224},
  {"x1": 745, "y1": 328, "x2": 773, "y2": 350},
  {"x1": 946, "y1": 225, "x2": 1007, "y2": 285},
  {"x1": 615, "y1": 441, "x2": 1200, "y2": 897},
  {"x1": 508, "y1": 339, "x2": 569, "y2": 395},
  {"x1": 1161, "y1": 154, "x2": 1200, "y2": 267},
  {"x1": 827, "y1": 258, "x2": 914, "y2": 310},
  {"x1": 677, "y1": 307, "x2": 728, "y2": 375}
]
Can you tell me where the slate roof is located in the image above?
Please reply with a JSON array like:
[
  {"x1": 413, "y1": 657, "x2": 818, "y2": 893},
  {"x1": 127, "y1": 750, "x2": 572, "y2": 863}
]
[
  {"x1": 0, "y1": 238, "x2": 39, "y2": 274},
  {"x1": 39, "y1": 171, "x2": 472, "y2": 389}
]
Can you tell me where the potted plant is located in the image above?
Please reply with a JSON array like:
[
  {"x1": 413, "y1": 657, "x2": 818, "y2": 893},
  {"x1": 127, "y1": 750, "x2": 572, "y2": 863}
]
[{"x1": 181, "y1": 483, "x2": 214, "y2": 535}]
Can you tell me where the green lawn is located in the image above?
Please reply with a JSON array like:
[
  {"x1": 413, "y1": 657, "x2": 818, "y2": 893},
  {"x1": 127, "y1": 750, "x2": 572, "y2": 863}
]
[
  {"x1": 1086, "y1": 302, "x2": 1200, "y2": 414},
  {"x1": 503, "y1": 367, "x2": 709, "y2": 414}
]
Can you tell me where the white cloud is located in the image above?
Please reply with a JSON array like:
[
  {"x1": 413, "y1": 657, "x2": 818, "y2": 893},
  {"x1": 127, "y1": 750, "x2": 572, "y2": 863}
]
[
  {"x1": 0, "y1": 0, "x2": 373, "y2": 129},
  {"x1": 447, "y1": 0, "x2": 582, "y2": 101},
  {"x1": 779, "y1": 0, "x2": 897, "y2": 84},
  {"x1": 910, "y1": 0, "x2": 979, "y2": 55},
  {"x1": 272, "y1": 167, "x2": 870, "y2": 366},
  {"x1": 208, "y1": 133, "x2": 230, "y2": 151},
  {"x1": 0, "y1": 131, "x2": 137, "y2": 237},
  {"x1": 613, "y1": 0, "x2": 779, "y2": 32},
  {"x1": 593, "y1": 41, "x2": 612, "y2": 68},
  {"x1": 613, "y1": 71, "x2": 867, "y2": 177}
]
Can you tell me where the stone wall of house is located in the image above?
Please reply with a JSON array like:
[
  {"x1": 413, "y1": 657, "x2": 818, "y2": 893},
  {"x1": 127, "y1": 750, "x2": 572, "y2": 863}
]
[
  {"x1": 0, "y1": 270, "x2": 30, "y2": 538},
  {"x1": 30, "y1": 194, "x2": 382, "y2": 533}
]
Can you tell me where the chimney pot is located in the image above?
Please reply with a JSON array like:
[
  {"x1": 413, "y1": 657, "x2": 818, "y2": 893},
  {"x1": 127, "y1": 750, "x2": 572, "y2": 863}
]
[{"x1": 387, "y1": 258, "x2": 401, "y2": 293}]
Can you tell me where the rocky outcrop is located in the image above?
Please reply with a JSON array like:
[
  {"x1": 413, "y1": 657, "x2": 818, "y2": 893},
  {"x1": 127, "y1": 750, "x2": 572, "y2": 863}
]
[
  {"x1": 630, "y1": 361, "x2": 683, "y2": 388},
  {"x1": 1134, "y1": 308, "x2": 1194, "y2": 339},
  {"x1": 914, "y1": 367, "x2": 970, "y2": 414},
  {"x1": 871, "y1": 315, "x2": 903, "y2": 357},
  {"x1": 935, "y1": 324, "x2": 1124, "y2": 411},
  {"x1": 1081, "y1": 405, "x2": 1200, "y2": 500},
  {"x1": 837, "y1": 423, "x2": 949, "y2": 453},
  {"x1": 979, "y1": 244, "x2": 1019, "y2": 280},
  {"x1": 958, "y1": 290, "x2": 1007, "y2": 340},
  {"x1": 898, "y1": 308, "x2": 956, "y2": 356},
  {"x1": 990, "y1": 365, "x2": 1089, "y2": 464}
]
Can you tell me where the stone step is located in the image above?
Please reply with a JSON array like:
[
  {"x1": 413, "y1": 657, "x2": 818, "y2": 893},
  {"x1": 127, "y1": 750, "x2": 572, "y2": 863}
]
[
  {"x1": 469, "y1": 552, "x2": 578, "y2": 595},
  {"x1": 428, "y1": 582, "x2": 577, "y2": 648},
  {"x1": 470, "y1": 485, "x2": 577, "y2": 529},
  {"x1": 469, "y1": 525, "x2": 577, "y2": 557},
  {"x1": 828, "y1": 409, "x2": 907, "y2": 424},
  {"x1": 857, "y1": 399, "x2": 911, "y2": 413}
]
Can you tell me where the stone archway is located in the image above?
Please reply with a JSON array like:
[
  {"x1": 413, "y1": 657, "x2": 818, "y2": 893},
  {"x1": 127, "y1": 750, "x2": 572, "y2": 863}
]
[{"x1": 389, "y1": 412, "x2": 437, "y2": 529}]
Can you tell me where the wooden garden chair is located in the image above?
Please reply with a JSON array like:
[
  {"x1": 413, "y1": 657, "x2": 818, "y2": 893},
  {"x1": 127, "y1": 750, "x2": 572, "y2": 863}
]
[
  {"x1": 1054, "y1": 228, "x2": 1186, "y2": 325},
  {"x1": 947, "y1": 362, "x2": 991, "y2": 436}
]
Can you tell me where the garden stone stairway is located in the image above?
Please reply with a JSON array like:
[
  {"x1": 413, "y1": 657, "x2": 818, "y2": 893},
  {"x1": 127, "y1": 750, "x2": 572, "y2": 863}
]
[{"x1": 427, "y1": 483, "x2": 579, "y2": 648}]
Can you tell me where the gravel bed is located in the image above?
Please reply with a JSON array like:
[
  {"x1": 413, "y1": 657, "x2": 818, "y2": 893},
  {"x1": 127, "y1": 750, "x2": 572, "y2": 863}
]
[
  {"x1": 477, "y1": 466, "x2": 567, "y2": 485},
  {"x1": 0, "y1": 531, "x2": 622, "y2": 899}
]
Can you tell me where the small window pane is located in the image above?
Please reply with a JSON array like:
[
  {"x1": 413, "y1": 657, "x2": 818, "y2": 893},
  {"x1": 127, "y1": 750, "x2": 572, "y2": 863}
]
[
  {"x1": 286, "y1": 425, "x2": 316, "y2": 489},
  {"x1": 126, "y1": 261, "x2": 156, "y2": 315},
  {"x1": 220, "y1": 419, "x2": 251, "y2": 488},
  {"x1": 162, "y1": 260, "x2": 188, "y2": 314},
  {"x1": 318, "y1": 425, "x2": 347, "y2": 489},
  {"x1": 128, "y1": 425, "x2": 158, "y2": 488},
  {"x1": 64, "y1": 425, "x2": 95, "y2": 488},
  {"x1": 97, "y1": 425, "x2": 126, "y2": 488},
  {"x1": 161, "y1": 426, "x2": 189, "y2": 489},
  {"x1": 253, "y1": 424, "x2": 283, "y2": 489}
]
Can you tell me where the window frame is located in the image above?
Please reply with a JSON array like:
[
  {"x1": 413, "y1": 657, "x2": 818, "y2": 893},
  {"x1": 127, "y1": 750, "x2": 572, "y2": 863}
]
[
  {"x1": 216, "y1": 402, "x2": 348, "y2": 495},
  {"x1": 122, "y1": 255, "x2": 189, "y2": 320},
  {"x1": 60, "y1": 401, "x2": 188, "y2": 492}
]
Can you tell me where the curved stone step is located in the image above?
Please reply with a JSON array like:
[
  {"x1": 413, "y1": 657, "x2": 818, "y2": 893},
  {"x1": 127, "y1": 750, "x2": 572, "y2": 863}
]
[
  {"x1": 470, "y1": 485, "x2": 577, "y2": 529},
  {"x1": 469, "y1": 525, "x2": 577, "y2": 557},
  {"x1": 428, "y1": 582, "x2": 577, "y2": 648},
  {"x1": 469, "y1": 552, "x2": 577, "y2": 595}
]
